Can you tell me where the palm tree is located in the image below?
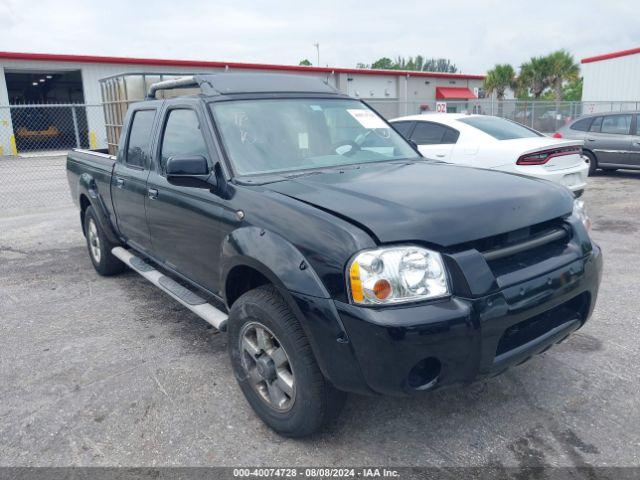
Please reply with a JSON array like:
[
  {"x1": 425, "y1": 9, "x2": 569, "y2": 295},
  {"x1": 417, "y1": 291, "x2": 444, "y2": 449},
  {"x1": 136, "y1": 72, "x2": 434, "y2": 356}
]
[
  {"x1": 484, "y1": 64, "x2": 516, "y2": 100},
  {"x1": 484, "y1": 64, "x2": 516, "y2": 115},
  {"x1": 519, "y1": 56, "x2": 551, "y2": 99},
  {"x1": 546, "y1": 50, "x2": 580, "y2": 101}
]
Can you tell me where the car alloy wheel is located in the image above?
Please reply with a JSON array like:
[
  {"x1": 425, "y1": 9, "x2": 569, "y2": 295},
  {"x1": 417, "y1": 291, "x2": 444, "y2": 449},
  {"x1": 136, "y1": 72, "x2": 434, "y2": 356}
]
[
  {"x1": 87, "y1": 218, "x2": 102, "y2": 264},
  {"x1": 239, "y1": 321, "x2": 296, "y2": 411}
]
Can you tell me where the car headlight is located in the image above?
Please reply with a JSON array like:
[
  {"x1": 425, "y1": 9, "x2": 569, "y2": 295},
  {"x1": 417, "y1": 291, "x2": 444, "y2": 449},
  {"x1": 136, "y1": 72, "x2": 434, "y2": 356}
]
[
  {"x1": 348, "y1": 246, "x2": 449, "y2": 305},
  {"x1": 573, "y1": 198, "x2": 592, "y2": 232}
]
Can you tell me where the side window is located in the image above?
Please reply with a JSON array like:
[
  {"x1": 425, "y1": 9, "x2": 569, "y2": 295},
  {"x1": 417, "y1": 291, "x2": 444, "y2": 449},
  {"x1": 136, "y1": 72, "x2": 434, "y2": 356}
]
[
  {"x1": 391, "y1": 121, "x2": 414, "y2": 139},
  {"x1": 126, "y1": 110, "x2": 156, "y2": 168},
  {"x1": 589, "y1": 117, "x2": 603, "y2": 133},
  {"x1": 160, "y1": 109, "x2": 209, "y2": 170},
  {"x1": 411, "y1": 122, "x2": 447, "y2": 145},
  {"x1": 601, "y1": 115, "x2": 632, "y2": 135},
  {"x1": 571, "y1": 117, "x2": 593, "y2": 132},
  {"x1": 442, "y1": 127, "x2": 460, "y2": 144}
]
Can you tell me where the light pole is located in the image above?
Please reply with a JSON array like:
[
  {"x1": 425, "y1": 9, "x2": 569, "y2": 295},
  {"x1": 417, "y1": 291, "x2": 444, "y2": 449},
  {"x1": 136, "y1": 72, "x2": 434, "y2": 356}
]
[{"x1": 313, "y1": 43, "x2": 320, "y2": 67}]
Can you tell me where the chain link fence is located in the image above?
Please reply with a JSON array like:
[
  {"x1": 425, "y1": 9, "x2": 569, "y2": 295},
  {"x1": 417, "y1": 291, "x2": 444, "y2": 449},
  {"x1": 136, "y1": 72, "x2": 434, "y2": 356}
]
[
  {"x1": 367, "y1": 99, "x2": 640, "y2": 133},
  {"x1": 1, "y1": 99, "x2": 639, "y2": 218},
  {"x1": 0, "y1": 104, "x2": 106, "y2": 156},
  {"x1": 0, "y1": 104, "x2": 107, "y2": 217}
]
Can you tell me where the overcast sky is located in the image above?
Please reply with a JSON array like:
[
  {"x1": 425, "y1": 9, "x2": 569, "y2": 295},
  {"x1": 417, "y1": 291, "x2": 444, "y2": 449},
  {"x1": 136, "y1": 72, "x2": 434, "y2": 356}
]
[{"x1": 0, "y1": 0, "x2": 638, "y2": 73}]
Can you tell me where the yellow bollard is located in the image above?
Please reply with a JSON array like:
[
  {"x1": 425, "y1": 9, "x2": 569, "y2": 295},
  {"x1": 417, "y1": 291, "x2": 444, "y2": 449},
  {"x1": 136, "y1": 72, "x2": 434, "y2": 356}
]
[
  {"x1": 89, "y1": 131, "x2": 97, "y2": 149},
  {"x1": 10, "y1": 135, "x2": 17, "y2": 155}
]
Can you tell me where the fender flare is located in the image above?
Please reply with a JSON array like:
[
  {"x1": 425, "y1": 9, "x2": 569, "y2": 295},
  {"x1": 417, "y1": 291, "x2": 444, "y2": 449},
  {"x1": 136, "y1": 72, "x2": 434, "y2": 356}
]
[
  {"x1": 78, "y1": 173, "x2": 121, "y2": 245},
  {"x1": 220, "y1": 227, "x2": 364, "y2": 390},
  {"x1": 220, "y1": 226, "x2": 330, "y2": 301}
]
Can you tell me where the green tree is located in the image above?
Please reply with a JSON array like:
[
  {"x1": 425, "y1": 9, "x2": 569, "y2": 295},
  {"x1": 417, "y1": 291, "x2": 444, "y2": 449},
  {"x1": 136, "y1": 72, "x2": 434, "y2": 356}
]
[
  {"x1": 546, "y1": 49, "x2": 580, "y2": 101},
  {"x1": 562, "y1": 77, "x2": 583, "y2": 101},
  {"x1": 370, "y1": 57, "x2": 395, "y2": 69},
  {"x1": 362, "y1": 56, "x2": 458, "y2": 73},
  {"x1": 298, "y1": 59, "x2": 312, "y2": 66},
  {"x1": 519, "y1": 56, "x2": 552, "y2": 99},
  {"x1": 484, "y1": 64, "x2": 516, "y2": 100},
  {"x1": 422, "y1": 58, "x2": 457, "y2": 73},
  {"x1": 484, "y1": 64, "x2": 516, "y2": 116}
]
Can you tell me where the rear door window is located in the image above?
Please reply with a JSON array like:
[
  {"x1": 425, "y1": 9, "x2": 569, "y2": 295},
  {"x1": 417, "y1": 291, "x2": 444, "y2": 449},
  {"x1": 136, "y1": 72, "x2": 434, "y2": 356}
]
[
  {"x1": 442, "y1": 127, "x2": 460, "y2": 144},
  {"x1": 125, "y1": 109, "x2": 156, "y2": 168},
  {"x1": 589, "y1": 117, "x2": 603, "y2": 132},
  {"x1": 411, "y1": 122, "x2": 447, "y2": 144},
  {"x1": 391, "y1": 121, "x2": 414, "y2": 138},
  {"x1": 600, "y1": 115, "x2": 632, "y2": 135},
  {"x1": 570, "y1": 117, "x2": 593, "y2": 132}
]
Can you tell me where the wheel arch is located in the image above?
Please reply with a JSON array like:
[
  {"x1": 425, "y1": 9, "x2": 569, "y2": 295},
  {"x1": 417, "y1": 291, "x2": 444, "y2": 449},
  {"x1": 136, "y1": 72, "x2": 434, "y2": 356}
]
[
  {"x1": 220, "y1": 227, "x2": 330, "y2": 307},
  {"x1": 77, "y1": 174, "x2": 120, "y2": 244}
]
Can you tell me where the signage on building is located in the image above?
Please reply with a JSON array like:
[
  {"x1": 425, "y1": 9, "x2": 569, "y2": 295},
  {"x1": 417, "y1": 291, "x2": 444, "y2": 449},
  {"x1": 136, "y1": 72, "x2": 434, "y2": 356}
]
[{"x1": 436, "y1": 102, "x2": 447, "y2": 113}]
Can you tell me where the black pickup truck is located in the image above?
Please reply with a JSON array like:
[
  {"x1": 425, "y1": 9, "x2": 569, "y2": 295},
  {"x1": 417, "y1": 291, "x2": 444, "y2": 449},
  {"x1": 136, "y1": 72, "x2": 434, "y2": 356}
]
[{"x1": 67, "y1": 73, "x2": 602, "y2": 437}]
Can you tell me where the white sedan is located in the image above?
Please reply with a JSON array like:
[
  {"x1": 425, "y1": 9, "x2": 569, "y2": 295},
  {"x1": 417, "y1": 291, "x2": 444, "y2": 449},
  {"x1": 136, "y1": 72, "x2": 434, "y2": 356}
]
[{"x1": 390, "y1": 114, "x2": 589, "y2": 194}]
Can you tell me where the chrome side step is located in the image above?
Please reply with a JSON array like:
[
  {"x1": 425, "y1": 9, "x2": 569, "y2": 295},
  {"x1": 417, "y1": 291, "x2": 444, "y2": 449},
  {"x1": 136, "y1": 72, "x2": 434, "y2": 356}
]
[{"x1": 111, "y1": 247, "x2": 228, "y2": 331}]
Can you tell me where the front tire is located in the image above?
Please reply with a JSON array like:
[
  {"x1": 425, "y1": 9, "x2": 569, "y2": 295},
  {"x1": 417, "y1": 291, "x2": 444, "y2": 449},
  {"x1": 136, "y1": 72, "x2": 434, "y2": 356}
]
[
  {"x1": 83, "y1": 206, "x2": 126, "y2": 276},
  {"x1": 228, "y1": 285, "x2": 346, "y2": 437}
]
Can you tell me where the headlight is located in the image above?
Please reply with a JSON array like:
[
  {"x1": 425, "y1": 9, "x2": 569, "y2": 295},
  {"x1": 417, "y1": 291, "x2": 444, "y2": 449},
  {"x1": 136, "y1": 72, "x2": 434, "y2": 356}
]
[
  {"x1": 348, "y1": 246, "x2": 449, "y2": 305},
  {"x1": 573, "y1": 198, "x2": 591, "y2": 232}
]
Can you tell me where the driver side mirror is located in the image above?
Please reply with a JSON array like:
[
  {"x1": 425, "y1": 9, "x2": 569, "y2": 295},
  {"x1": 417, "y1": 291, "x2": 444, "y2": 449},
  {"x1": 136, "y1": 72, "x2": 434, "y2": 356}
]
[{"x1": 166, "y1": 155, "x2": 214, "y2": 189}]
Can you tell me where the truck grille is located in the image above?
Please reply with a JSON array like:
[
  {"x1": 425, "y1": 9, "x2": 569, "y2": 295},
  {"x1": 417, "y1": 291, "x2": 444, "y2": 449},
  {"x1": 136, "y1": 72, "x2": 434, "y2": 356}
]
[{"x1": 454, "y1": 217, "x2": 573, "y2": 279}]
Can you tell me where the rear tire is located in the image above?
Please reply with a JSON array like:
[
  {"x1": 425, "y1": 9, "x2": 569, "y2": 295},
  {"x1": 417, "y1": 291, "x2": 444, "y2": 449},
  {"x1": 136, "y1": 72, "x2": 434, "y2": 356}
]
[
  {"x1": 583, "y1": 151, "x2": 597, "y2": 176},
  {"x1": 83, "y1": 206, "x2": 126, "y2": 276},
  {"x1": 228, "y1": 285, "x2": 346, "y2": 437}
]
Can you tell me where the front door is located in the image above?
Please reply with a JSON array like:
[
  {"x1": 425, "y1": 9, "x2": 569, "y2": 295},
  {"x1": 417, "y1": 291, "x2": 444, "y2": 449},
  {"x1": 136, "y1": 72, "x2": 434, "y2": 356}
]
[
  {"x1": 146, "y1": 102, "x2": 231, "y2": 295},
  {"x1": 111, "y1": 108, "x2": 157, "y2": 252}
]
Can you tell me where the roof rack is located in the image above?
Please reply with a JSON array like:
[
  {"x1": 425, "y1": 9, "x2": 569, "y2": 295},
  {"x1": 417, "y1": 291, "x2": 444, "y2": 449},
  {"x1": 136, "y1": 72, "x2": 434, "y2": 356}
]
[{"x1": 146, "y1": 75, "x2": 215, "y2": 99}]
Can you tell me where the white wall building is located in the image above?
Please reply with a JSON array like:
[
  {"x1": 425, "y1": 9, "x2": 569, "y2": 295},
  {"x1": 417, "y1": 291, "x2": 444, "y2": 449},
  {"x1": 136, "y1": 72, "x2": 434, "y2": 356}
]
[
  {"x1": 0, "y1": 51, "x2": 486, "y2": 154},
  {"x1": 581, "y1": 47, "x2": 640, "y2": 113}
]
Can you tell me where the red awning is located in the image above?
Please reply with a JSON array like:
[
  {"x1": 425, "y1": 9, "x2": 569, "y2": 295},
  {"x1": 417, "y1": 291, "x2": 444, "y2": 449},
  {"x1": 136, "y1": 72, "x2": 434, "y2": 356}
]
[{"x1": 435, "y1": 87, "x2": 477, "y2": 100}]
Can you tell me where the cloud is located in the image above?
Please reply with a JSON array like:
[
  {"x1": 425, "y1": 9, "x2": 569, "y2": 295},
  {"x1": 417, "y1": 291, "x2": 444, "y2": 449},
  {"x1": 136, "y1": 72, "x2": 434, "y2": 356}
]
[{"x1": 0, "y1": 0, "x2": 637, "y2": 73}]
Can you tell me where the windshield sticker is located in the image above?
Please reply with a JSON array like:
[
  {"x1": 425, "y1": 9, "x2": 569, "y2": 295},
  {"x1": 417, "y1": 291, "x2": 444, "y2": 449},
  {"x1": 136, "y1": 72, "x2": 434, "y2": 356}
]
[
  {"x1": 298, "y1": 132, "x2": 309, "y2": 149},
  {"x1": 347, "y1": 109, "x2": 388, "y2": 129}
]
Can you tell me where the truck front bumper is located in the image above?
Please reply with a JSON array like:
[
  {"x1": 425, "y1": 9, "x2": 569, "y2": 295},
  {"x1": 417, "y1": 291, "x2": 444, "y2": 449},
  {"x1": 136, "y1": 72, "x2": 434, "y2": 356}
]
[{"x1": 301, "y1": 245, "x2": 602, "y2": 397}]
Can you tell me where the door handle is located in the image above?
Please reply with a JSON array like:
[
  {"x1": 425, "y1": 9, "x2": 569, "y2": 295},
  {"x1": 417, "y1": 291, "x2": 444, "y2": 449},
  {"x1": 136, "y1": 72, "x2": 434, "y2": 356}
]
[
  {"x1": 632, "y1": 141, "x2": 640, "y2": 147},
  {"x1": 586, "y1": 138, "x2": 596, "y2": 142},
  {"x1": 148, "y1": 188, "x2": 158, "y2": 199},
  {"x1": 436, "y1": 153, "x2": 446, "y2": 158},
  {"x1": 115, "y1": 177, "x2": 124, "y2": 188}
]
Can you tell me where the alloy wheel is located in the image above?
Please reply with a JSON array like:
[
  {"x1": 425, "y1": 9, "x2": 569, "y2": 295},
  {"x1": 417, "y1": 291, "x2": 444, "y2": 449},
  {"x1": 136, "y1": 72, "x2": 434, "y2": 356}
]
[{"x1": 239, "y1": 322, "x2": 296, "y2": 411}]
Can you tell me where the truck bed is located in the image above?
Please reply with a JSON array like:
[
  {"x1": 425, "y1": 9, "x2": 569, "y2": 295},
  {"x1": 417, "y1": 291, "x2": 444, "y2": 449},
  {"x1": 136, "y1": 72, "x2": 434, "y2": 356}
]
[{"x1": 66, "y1": 148, "x2": 116, "y2": 212}]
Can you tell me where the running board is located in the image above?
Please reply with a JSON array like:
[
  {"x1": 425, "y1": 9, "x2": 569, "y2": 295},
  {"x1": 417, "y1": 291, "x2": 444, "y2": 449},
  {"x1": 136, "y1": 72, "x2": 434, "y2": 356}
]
[{"x1": 111, "y1": 247, "x2": 227, "y2": 331}]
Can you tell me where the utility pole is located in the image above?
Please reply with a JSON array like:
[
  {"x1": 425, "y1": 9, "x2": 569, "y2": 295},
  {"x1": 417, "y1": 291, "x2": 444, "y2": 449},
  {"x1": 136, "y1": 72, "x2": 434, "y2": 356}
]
[{"x1": 313, "y1": 43, "x2": 320, "y2": 67}]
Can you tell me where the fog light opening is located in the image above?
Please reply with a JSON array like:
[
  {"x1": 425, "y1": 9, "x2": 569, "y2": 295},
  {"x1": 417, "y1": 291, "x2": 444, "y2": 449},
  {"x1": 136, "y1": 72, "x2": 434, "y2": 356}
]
[{"x1": 408, "y1": 357, "x2": 441, "y2": 390}]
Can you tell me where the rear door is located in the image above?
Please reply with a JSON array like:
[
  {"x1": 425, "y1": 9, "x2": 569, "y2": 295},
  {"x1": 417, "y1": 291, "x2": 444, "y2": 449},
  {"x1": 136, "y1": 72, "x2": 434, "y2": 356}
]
[
  {"x1": 111, "y1": 107, "x2": 157, "y2": 252},
  {"x1": 410, "y1": 121, "x2": 459, "y2": 161},
  {"x1": 586, "y1": 114, "x2": 633, "y2": 165}
]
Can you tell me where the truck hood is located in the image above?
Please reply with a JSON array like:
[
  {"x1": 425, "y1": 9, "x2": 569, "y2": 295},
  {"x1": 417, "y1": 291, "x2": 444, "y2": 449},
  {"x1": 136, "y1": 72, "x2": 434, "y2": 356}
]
[{"x1": 268, "y1": 161, "x2": 574, "y2": 247}]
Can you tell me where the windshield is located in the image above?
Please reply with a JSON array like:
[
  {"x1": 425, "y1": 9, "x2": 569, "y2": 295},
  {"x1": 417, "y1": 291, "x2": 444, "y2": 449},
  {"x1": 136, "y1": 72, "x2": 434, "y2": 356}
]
[
  {"x1": 458, "y1": 116, "x2": 542, "y2": 140},
  {"x1": 210, "y1": 98, "x2": 419, "y2": 176}
]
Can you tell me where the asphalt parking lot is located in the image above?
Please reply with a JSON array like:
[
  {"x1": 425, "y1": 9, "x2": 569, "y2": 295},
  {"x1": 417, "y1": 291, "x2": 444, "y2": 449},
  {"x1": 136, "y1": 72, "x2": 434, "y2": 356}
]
[{"x1": 1, "y1": 155, "x2": 639, "y2": 469}]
